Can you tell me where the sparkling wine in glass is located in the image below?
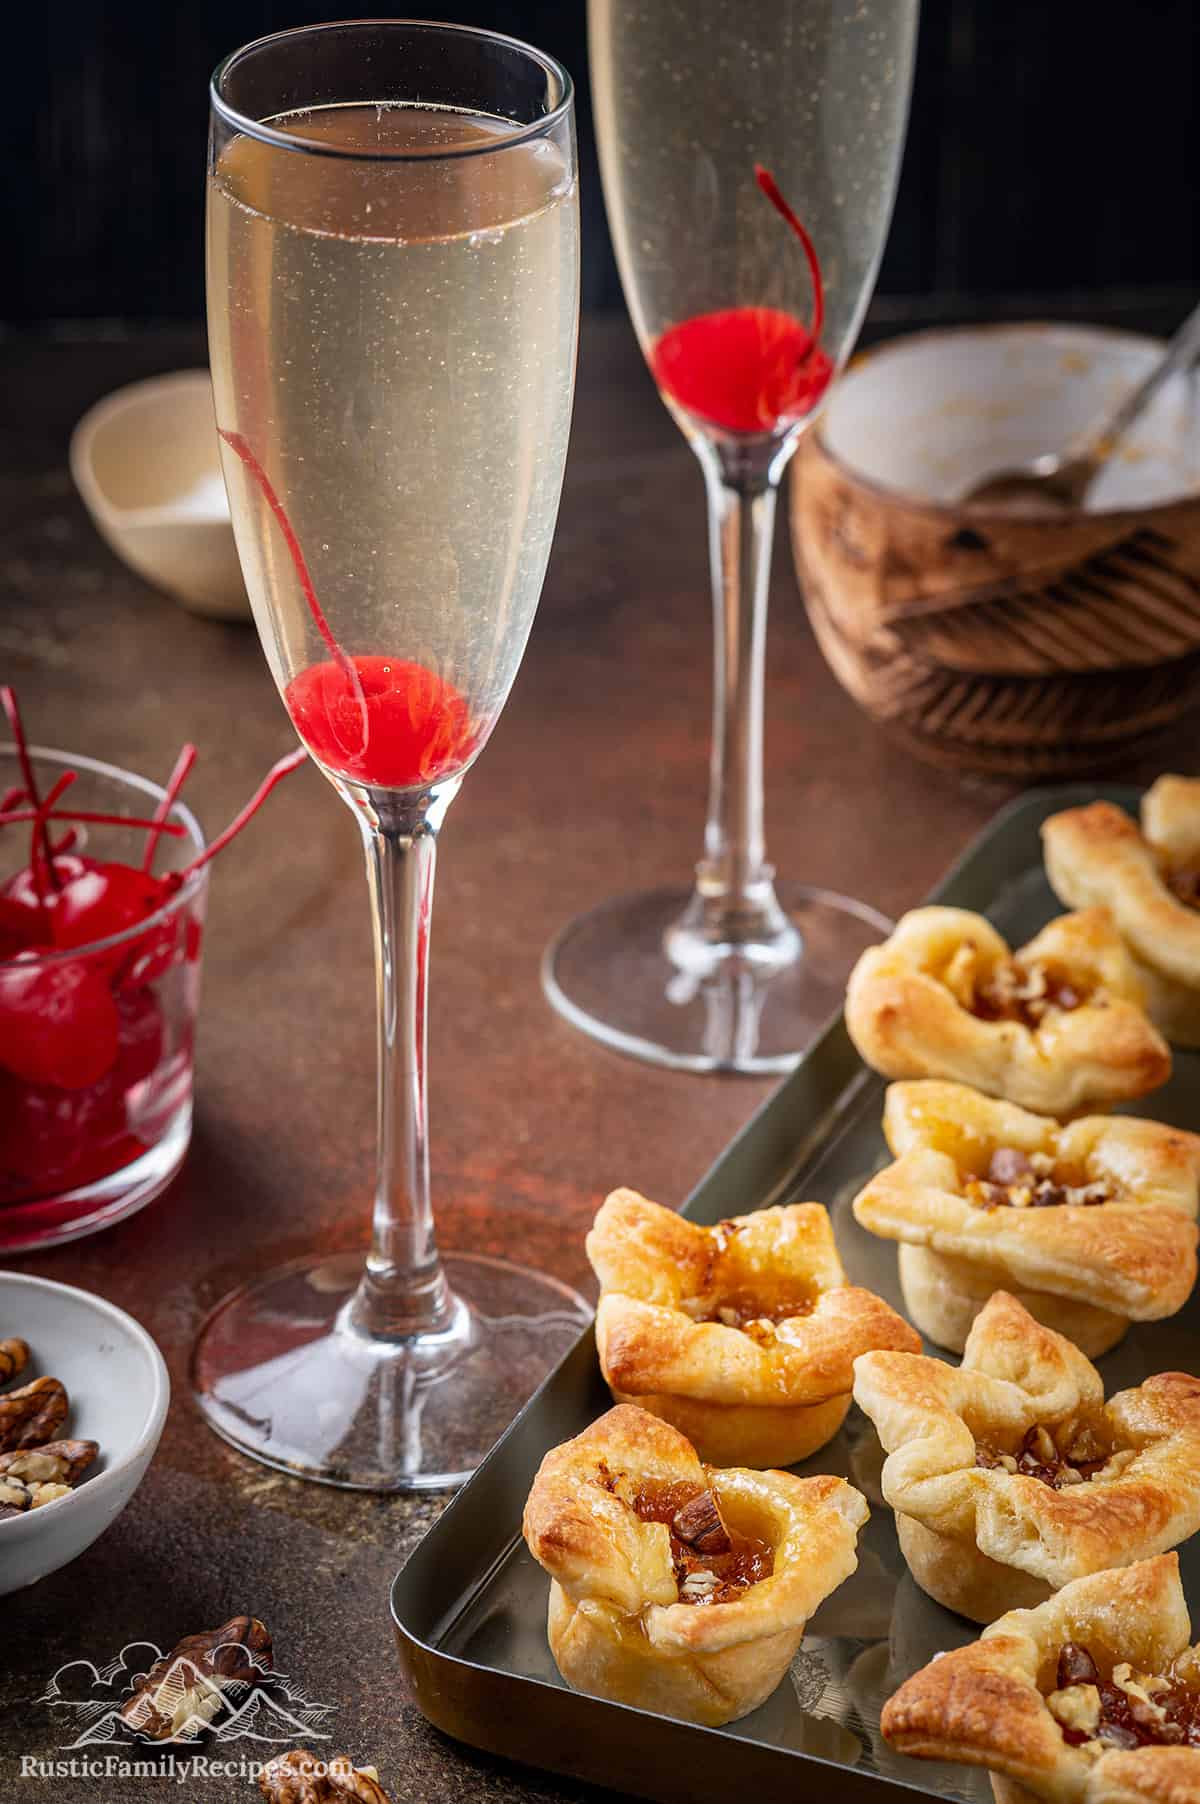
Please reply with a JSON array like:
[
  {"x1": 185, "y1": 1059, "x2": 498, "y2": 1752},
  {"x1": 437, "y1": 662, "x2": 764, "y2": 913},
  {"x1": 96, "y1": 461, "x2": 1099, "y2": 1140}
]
[
  {"x1": 193, "y1": 21, "x2": 585, "y2": 1489},
  {"x1": 543, "y1": 0, "x2": 918, "y2": 1072}
]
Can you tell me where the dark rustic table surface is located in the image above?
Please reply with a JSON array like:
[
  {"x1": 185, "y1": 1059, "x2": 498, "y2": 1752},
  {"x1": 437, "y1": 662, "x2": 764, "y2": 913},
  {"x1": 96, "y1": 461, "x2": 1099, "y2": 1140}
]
[{"x1": 0, "y1": 307, "x2": 1195, "y2": 1802}]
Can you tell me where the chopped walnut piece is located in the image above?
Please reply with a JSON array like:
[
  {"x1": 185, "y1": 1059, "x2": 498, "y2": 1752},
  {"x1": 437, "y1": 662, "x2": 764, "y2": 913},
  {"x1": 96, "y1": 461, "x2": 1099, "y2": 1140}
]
[
  {"x1": 1048, "y1": 1684, "x2": 1101, "y2": 1737},
  {"x1": 0, "y1": 1377, "x2": 68, "y2": 1452},
  {"x1": 1063, "y1": 1424, "x2": 1107, "y2": 1466},
  {"x1": 974, "y1": 959, "x2": 1087, "y2": 1027},
  {"x1": 1113, "y1": 1663, "x2": 1169, "y2": 1724},
  {"x1": 987, "y1": 1147, "x2": 1035, "y2": 1186},
  {"x1": 0, "y1": 1476, "x2": 29, "y2": 1518},
  {"x1": 0, "y1": 1440, "x2": 98, "y2": 1485},
  {"x1": 29, "y1": 1482, "x2": 71, "y2": 1509},
  {"x1": 258, "y1": 1750, "x2": 393, "y2": 1803},
  {"x1": 1028, "y1": 1426, "x2": 1056, "y2": 1465},
  {"x1": 119, "y1": 1615, "x2": 272, "y2": 1742},
  {"x1": 1058, "y1": 1643, "x2": 1101, "y2": 1689},
  {"x1": 0, "y1": 1338, "x2": 29, "y2": 1384},
  {"x1": 0, "y1": 1475, "x2": 74, "y2": 1516},
  {"x1": 671, "y1": 1490, "x2": 731, "y2": 1557}
]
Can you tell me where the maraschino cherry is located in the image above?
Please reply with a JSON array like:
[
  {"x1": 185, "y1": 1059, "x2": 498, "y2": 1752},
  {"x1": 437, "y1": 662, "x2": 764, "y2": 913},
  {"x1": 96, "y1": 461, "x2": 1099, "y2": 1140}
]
[{"x1": 650, "y1": 165, "x2": 833, "y2": 436}]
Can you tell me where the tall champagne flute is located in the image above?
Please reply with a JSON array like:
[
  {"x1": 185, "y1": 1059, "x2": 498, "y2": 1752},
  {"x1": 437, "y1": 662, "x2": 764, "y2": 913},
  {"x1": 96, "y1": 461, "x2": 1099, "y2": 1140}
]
[
  {"x1": 193, "y1": 21, "x2": 585, "y2": 1489},
  {"x1": 543, "y1": 0, "x2": 918, "y2": 1073}
]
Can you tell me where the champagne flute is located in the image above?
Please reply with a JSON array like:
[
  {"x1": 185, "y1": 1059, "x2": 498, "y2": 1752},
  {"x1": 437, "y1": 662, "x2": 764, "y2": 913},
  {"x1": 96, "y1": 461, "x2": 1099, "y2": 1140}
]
[
  {"x1": 543, "y1": 0, "x2": 918, "y2": 1073},
  {"x1": 193, "y1": 21, "x2": 585, "y2": 1490}
]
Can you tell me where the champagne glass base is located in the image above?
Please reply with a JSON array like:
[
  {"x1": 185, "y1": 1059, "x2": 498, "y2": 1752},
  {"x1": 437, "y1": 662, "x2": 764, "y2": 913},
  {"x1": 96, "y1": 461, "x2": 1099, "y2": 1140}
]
[
  {"x1": 191, "y1": 1251, "x2": 591, "y2": 1491},
  {"x1": 543, "y1": 885, "x2": 892, "y2": 1075}
]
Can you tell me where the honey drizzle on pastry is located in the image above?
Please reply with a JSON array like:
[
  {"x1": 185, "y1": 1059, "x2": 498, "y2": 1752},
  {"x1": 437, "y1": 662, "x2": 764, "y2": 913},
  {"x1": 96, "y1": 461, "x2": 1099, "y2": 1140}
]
[
  {"x1": 1050, "y1": 1641, "x2": 1200, "y2": 1750},
  {"x1": 692, "y1": 1290, "x2": 819, "y2": 1336},
  {"x1": 964, "y1": 1145, "x2": 1114, "y2": 1212},
  {"x1": 959, "y1": 954, "x2": 1087, "y2": 1028},
  {"x1": 626, "y1": 1478, "x2": 775, "y2": 1605},
  {"x1": 684, "y1": 1218, "x2": 819, "y2": 1337},
  {"x1": 974, "y1": 1421, "x2": 1129, "y2": 1490}
]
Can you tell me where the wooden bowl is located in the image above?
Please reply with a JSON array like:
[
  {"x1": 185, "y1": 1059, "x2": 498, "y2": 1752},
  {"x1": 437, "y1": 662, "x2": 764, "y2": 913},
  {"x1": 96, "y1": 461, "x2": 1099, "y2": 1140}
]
[
  {"x1": 70, "y1": 370, "x2": 251, "y2": 622},
  {"x1": 790, "y1": 324, "x2": 1200, "y2": 776}
]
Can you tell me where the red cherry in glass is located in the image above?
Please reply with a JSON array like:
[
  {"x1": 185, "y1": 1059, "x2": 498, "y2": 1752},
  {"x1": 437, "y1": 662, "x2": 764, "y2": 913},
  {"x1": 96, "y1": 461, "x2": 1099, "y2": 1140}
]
[
  {"x1": 113, "y1": 913, "x2": 182, "y2": 991},
  {"x1": 52, "y1": 861, "x2": 168, "y2": 959},
  {"x1": 0, "y1": 956, "x2": 120, "y2": 1090},
  {"x1": 113, "y1": 987, "x2": 165, "y2": 1089},
  {"x1": 0, "y1": 896, "x2": 44, "y2": 961},
  {"x1": 2, "y1": 854, "x2": 97, "y2": 917},
  {"x1": 0, "y1": 1064, "x2": 125, "y2": 1189}
]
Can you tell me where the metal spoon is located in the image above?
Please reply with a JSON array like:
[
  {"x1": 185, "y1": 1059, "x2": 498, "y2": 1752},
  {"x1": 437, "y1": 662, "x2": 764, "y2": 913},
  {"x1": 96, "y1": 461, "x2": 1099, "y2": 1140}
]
[{"x1": 962, "y1": 299, "x2": 1200, "y2": 511}]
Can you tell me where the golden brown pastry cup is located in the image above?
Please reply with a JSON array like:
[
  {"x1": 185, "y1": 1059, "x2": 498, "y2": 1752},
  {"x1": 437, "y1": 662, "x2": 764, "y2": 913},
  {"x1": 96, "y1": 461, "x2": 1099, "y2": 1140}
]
[
  {"x1": 897, "y1": 1243, "x2": 1129, "y2": 1358},
  {"x1": 609, "y1": 1387, "x2": 852, "y2": 1471}
]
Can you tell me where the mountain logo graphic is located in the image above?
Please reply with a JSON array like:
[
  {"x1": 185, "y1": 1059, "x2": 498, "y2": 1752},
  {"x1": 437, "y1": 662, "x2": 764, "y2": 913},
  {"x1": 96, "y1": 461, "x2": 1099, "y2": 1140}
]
[{"x1": 38, "y1": 1641, "x2": 335, "y2": 1750}]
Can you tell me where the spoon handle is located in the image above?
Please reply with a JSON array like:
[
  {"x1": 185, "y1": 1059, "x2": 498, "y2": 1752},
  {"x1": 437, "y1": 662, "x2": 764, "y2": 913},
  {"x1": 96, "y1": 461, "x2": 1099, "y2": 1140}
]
[{"x1": 1088, "y1": 297, "x2": 1200, "y2": 456}]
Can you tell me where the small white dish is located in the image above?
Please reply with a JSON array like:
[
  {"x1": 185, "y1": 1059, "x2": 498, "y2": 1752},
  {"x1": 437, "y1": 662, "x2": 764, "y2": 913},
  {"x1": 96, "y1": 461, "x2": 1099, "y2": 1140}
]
[
  {"x1": 0, "y1": 1271, "x2": 170, "y2": 1595},
  {"x1": 70, "y1": 369, "x2": 251, "y2": 621}
]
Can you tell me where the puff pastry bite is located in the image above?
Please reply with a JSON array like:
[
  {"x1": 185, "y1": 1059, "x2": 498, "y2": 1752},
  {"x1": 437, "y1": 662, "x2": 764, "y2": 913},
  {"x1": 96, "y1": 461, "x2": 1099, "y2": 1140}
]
[
  {"x1": 852, "y1": 1080, "x2": 1200, "y2": 1355},
  {"x1": 1044, "y1": 782, "x2": 1200, "y2": 1048},
  {"x1": 587, "y1": 1188, "x2": 920, "y2": 1468},
  {"x1": 844, "y1": 905, "x2": 1170, "y2": 1115},
  {"x1": 521, "y1": 1403, "x2": 869, "y2": 1727},
  {"x1": 853, "y1": 1290, "x2": 1200, "y2": 1624},
  {"x1": 881, "y1": 1554, "x2": 1200, "y2": 1804}
]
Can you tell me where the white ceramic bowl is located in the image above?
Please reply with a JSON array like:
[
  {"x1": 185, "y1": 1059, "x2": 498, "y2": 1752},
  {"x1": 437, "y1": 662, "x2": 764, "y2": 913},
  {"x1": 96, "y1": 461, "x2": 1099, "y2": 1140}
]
[
  {"x1": 819, "y1": 322, "x2": 1200, "y2": 510},
  {"x1": 0, "y1": 1272, "x2": 169, "y2": 1595},
  {"x1": 69, "y1": 369, "x2": 251, "y2": 621}
]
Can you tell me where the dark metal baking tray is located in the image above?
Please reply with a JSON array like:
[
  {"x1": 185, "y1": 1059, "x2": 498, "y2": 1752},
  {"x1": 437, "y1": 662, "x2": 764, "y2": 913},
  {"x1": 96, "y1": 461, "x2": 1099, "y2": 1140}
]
[{"x1": 392, "y1": 784, "x2": 1200, "y2": 1804}]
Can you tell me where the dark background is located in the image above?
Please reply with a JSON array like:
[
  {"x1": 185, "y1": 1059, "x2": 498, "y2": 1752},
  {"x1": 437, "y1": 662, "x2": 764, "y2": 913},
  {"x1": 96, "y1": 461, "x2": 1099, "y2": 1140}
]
[{"x1": 6, "y1": 0, "x2": 1199, "y2": 332}]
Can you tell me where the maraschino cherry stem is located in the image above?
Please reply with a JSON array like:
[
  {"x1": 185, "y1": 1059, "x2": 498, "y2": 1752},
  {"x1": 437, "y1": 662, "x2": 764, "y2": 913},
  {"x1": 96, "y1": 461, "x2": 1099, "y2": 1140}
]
[
  {"x1": 38, "y1": 771, "x2": 76, "y2": 817},
  {"x1": 754, "y1": 164, "x2": 825, "y2": 346},
  {"x1": 0, "y1": 806, "x2": 186, "y2": 835},
  {"x1": 142, "y1": 743, "x2": 198, "y2": 875},
  {"x1": 170, "y1": 746, "x2": 307, "y2": 888},
  {"x1": 217, "y1": 430, "x2": 369, "y2": 752},
  {"x1": 0, "y1": 684, "x2": 59, "y2": 902}
]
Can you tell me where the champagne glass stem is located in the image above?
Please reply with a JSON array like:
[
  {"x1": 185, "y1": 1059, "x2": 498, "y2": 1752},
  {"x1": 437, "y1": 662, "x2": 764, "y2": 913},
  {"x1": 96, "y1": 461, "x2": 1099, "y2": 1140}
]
[
  {"x1": 352, "y1": 785, "x2": 460, "y2": 1341},
  {"x1": 679, "y1": 440, "x2": 797, "y2": 956}
]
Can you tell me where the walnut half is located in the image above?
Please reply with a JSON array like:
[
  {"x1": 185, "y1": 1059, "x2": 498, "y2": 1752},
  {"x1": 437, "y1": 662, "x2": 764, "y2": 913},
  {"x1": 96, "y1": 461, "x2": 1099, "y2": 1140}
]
[
  {"x1": 119, "y1": 1615, "x2": 272, "y2": 1742},
  {"x1": 0, "y1": 1377, "x2": 68, "y2": 1452},
  {"x1": 0, "y1": 1338, "x2": 29, "y2": 1384},
  {"x1": 258, "y1": 1750, "x2": 393, "y2": 1803},
  {"x1": 671, "y1": 1490, "x2": 731, "y2": 1556},
  {"x1": 0, "y1": 1439, "x2": 98, "y2": 1485}
]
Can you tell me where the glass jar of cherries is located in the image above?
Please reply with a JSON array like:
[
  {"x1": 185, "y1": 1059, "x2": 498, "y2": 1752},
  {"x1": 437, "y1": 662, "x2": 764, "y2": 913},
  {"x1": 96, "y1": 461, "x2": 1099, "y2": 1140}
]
[{"x1": 0, "y1": 690, "x2": 302, "y2": 1251}]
